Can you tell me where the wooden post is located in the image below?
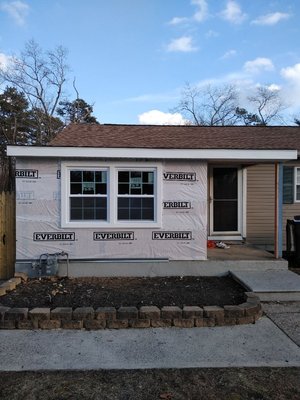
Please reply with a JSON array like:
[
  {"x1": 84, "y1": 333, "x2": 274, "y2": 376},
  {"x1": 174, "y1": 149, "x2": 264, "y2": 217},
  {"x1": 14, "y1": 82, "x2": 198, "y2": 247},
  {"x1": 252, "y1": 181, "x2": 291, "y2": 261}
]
[
  {"x1": 274, "y1": 163, "x2": 283, "y2": 259},
  {"x1": 0, "y1": 192, "x2": 4, "y2": 277},
  {"x1": 7, "y1": 192, "x2": 15, "y2": 277},
  {"x1": 0, "y1": 191, "x2": 16, "y2": 279}
]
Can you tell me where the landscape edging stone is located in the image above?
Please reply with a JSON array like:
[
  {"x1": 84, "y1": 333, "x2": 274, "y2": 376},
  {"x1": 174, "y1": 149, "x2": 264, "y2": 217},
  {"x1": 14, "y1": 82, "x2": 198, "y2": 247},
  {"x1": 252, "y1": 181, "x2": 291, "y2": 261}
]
[
  {"x1": 0, "y1": 292, "x2": 262, "y2": 330},
  {"x1": 0, "y1": 273, "x2": 263, "y2": 329}
]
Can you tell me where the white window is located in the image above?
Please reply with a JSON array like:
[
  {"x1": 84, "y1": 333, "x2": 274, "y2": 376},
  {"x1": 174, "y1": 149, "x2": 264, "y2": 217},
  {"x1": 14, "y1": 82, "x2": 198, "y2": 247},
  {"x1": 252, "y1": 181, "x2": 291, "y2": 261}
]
[
  {"x1": 117, "y1": 169, "x2": 155, "y2": 221},
  {"x1": 69, "y1": 169, "x2": 108, "y2": 221},
  {"x1": 295, "y1": 167, "x2": 300, "y2": 202},
  {"x1": 61, "y1": 162, "x2": 161, "y2": 228}
]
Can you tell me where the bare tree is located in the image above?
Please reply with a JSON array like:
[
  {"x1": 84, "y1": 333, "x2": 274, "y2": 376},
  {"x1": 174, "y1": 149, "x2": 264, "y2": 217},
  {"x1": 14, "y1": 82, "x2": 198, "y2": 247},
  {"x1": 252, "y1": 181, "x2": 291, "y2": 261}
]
[
  {"x1": 0, "y1": 40, "x2": 68, "y2": 144},
  {"x1": 175, "y1": 83, "x2": 240, "y2": 126},
  {"x1": 246, "y1": 86, "x2": 286, "y2": 125},
  {"x1": 56, "y1": 78, "x2": 99, "y2": 124}
]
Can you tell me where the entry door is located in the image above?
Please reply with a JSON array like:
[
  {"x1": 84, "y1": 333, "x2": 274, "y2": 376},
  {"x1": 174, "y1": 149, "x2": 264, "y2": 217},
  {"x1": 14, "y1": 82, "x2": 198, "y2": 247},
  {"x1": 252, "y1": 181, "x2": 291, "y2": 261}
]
[{"x1": 210, "y1": 167, "x2": 241, "y2": 235}]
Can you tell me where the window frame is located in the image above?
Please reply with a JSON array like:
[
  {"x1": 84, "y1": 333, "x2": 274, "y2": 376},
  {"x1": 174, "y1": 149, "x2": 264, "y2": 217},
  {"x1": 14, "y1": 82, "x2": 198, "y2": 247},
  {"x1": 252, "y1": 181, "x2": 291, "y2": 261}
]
[
  {"x1": 61, "y1": 161, "x2": 162, "y2": 228},
  {"x1": 61, "y1": 164, "x2": 110, "y2": 228},
  {"x1": 116, "y1": 167, "x2": 157, "y2": 223},
  {"x1": 283, "y1": 166, "x2": 295, "y2": 205},
  {"x1": 69, "y1": 168, "x2": 109, "y2": 222},
  {"x1": 294, "y1": 166, "x2": 300, "y2": 203}
]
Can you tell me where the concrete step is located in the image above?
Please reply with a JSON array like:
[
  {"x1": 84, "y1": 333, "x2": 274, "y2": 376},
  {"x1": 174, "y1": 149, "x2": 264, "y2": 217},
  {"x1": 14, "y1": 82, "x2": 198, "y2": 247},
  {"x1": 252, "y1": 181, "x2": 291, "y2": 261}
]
[{"x1": 231, "y1": 270, "x2": 300, "y2": 301}]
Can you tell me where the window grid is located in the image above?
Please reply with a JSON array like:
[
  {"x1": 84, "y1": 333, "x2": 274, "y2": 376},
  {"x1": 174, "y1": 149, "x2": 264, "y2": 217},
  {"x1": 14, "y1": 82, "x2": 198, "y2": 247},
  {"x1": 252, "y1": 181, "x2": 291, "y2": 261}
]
[
  {"x1": 117, "y1": 170, "x2": 155, "y2": 221},
  {"x1": 69, "y1": 169, "x2": 108, "y2": 221}
]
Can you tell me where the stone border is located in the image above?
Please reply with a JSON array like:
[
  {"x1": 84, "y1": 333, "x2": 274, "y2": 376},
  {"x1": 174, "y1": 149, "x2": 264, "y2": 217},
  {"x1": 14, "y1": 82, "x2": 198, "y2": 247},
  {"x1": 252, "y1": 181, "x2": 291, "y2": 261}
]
[{"x1": 0, "y1": 274, "x2": 263, "y2": 330}]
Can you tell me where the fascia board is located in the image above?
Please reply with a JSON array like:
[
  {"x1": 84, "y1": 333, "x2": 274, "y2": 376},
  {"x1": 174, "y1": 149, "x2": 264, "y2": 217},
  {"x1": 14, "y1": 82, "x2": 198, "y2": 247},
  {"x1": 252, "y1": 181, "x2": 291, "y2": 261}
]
[{"x1": 6, "y1": 146, "x2": 298, "y2": 161}]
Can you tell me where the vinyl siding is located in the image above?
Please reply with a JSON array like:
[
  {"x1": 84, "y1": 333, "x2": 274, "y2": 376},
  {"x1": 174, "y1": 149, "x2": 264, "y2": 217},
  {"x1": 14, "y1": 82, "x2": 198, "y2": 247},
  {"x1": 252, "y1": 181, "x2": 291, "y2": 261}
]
[
  {"x1": 246, "y1": 164, "x2": 275, "y2": 249},
  {"x1": 247, "y1": 162, "x2": 300, "y2": 251}
]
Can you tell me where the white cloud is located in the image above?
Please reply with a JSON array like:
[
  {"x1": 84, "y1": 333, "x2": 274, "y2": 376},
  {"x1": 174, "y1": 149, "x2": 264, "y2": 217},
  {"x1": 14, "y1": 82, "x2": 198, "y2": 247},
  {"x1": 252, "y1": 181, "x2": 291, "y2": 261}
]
[
  {"x1": 168, "y1": 0, "x2": 208, "y2": 25},
  {"x1": 168, "y1": 16, "x2": 189, "y2": 25},
  {"x1": 1, "y1": 1, "x2": 29, "y2": 26},
  {"x1": 192, "y1": 0, "x2": 208, "y2": 22},
  {"x1": 166, "y1": 36, "x2": 198, "y2": 53},
  {"x1": 243, "y1": 57, "x2": 274, "y2": 74},
  {"x1": 281, "y1": 63, "x2": 300, "y2": 84},
  {"x1": 267, "y1": 83, "x2": 281, "y2": 91},
  {"x1": 221, "y1": 49, "x2": 237, "y2": 59},
  {"x1": 0, "y1": 52, "x2": 13, "y2": 70},
  {"x1": 138, "y1": 110, "x2": 186, "y2": 125},
  {"x1": 220, "y1": 0, "x2": 246, "y2": 24},
  {"x1": 281, "y1": 63, "x2": 300, "y2": 110},
  {"x1": 252, "y1": 12, "x2": 290, "y2": 26}
]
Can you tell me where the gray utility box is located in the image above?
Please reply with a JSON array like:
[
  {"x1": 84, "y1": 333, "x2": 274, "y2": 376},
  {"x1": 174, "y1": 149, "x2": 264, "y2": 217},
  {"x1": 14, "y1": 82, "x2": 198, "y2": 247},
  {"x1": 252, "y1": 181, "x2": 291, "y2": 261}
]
[{"x1": 38, "y1": 253, "x2": 59, "y2": 276}]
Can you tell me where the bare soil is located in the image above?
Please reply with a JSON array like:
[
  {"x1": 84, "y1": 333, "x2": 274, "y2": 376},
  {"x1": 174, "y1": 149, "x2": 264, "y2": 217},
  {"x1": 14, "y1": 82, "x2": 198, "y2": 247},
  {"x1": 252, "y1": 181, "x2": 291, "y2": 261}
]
[
  {"x1": 0, "y1": 368, "x2": 300, "y2": 400},
  {"x1": 0, "y1": 275, "x2": 246, "y2": 309}
]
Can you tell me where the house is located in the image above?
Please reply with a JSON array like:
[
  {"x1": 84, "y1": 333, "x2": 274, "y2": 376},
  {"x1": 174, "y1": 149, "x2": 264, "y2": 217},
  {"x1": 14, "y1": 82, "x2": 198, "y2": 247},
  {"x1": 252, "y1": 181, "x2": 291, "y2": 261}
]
[
  {"x1": 247, "y1": 161, "x2": 300, "y2": 252},
  {"x1": 7, "y1": 124, "x2": 300, "y2": 277}
]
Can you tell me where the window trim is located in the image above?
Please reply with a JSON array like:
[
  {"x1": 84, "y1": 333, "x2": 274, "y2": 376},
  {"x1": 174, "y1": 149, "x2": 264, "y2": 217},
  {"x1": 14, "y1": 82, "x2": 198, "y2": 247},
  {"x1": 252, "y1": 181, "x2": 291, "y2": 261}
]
[{"x1": 61, "y1": 161, "x2": 162, "y2": 228}]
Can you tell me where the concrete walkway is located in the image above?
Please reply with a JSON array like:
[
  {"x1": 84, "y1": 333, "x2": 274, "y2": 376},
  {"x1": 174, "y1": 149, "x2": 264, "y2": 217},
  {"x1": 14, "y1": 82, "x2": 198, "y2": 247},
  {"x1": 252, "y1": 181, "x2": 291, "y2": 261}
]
[
  {"x1": 1, "y1": 270, "x2": 299, "y2": 372},
  {"x1": 1, "y1": 317, "x2": 300, "y2": 371},
  {"x1": 231, "y1": 270, "x2": 300, "y2": 301},
  {"x1": 263, "y1": 302, "x2": 300, "y2": 346}
]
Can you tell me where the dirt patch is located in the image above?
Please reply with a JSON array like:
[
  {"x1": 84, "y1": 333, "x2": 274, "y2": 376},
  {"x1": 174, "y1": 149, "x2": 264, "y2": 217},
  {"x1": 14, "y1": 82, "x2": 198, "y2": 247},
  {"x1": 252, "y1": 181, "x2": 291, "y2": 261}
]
[
  {"x1": 0, "y1": 368, "x2": 299, "y2": 400},
  {"x1": 0, "y1": 275, "x2": 245, "y2": 309}
]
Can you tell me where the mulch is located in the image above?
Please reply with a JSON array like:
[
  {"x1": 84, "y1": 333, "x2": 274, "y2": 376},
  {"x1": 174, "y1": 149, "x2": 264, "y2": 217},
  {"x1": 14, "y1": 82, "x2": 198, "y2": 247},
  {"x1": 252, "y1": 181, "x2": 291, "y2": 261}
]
[{"x1": 0, "y1": 275, "x2": 246, "y2": 309}]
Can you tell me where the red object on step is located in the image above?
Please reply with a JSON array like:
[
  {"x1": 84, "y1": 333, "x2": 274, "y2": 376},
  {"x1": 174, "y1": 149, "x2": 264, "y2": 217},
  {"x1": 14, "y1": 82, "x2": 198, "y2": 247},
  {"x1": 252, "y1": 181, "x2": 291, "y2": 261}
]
[{"x1": 207, "y1": 240, "x2": 216, "y2": 248}]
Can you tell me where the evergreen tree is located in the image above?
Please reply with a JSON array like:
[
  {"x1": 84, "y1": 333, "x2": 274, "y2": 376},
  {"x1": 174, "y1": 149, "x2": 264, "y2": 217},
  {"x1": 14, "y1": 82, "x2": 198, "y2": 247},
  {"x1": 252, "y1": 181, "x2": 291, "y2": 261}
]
[
  {"x1": 0, "y1": 86, "x2": 64, "y2": 190},
  {"x1": 0, "y1": 86, "x2": 33, "y2": 190},
  {"x1": 57, "y1": 98, "x2": 99, "y2": 124},
  {"x1": 0, "y1": 86, "x2": 32, "y2": 155}
]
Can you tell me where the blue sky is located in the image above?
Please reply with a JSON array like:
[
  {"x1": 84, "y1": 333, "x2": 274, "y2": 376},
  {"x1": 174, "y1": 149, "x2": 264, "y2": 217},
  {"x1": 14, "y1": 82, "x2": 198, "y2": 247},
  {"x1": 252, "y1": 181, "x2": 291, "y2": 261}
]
[{"x1": 0, "y1": 0, "x2": 300, "y2": 124}]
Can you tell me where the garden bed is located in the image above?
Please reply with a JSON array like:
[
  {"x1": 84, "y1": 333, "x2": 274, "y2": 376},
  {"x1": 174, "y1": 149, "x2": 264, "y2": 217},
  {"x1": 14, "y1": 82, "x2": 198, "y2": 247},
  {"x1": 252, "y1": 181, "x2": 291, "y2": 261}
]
[
  {"x1": 0, "y1": 275, "x2": 245, "y2": 309},
  {"x1": 0, "y1": 275, "x2": 262, "y2": 330}
]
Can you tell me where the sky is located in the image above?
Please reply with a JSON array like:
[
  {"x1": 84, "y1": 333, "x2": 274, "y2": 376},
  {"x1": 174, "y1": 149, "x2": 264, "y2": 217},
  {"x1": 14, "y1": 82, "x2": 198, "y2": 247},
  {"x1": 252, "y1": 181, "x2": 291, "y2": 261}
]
[{"x1": 0, "y1": 0, "x2": 300, "y2": 125}]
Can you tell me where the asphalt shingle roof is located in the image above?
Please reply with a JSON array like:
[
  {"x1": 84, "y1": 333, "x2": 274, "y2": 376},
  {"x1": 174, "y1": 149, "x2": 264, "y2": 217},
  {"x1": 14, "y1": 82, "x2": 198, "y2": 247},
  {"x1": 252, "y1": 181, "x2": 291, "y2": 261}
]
[{"x1": 49, "y1": 124, "x2": 300, "y2": 151}]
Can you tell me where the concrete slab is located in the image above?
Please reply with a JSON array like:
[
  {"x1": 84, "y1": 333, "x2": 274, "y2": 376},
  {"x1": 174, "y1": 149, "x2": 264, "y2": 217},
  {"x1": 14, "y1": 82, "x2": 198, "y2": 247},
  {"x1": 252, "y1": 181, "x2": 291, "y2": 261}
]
[
  {"x1": 231, "y1": 270, "x2": 300, "y2": 301},
  {"x1": 0, "y1": 317, "x2": 300, "y2": 371},
  {"x1": 231, "y1": 270, "x2": 300, "y2": 292},
  {"x1": 209, "y1": 244, "x2": 277, "y2": 261},
  {"x1": 16, "y1": 244, "x2": 288, "y2": 278},
  {"x1": 253, "y1": 292, "x2": 300, "y2": 301},
  {"x1": 263, "y1": 301, "x2": 300, "y2": 314},
  {"x1": 263, "y1": 302, "x2": 300, "y2": 346},
  {"x1": 267, "y1": 313, "x2": 300, "y2": 346},
  {"x1": 57, "y1": 260, "x2": 287, "y2": 278}
]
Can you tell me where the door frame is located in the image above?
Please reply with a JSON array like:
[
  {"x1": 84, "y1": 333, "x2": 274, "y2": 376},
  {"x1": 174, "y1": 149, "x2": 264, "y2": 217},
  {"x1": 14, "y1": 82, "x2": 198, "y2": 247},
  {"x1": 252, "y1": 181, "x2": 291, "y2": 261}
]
[{"x1": 208, "y1": 165, "x2": 246, "y2": 240}]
